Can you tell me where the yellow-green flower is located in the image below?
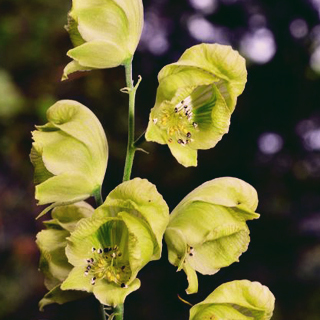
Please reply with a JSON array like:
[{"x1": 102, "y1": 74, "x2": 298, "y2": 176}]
[
  {"x1": 189, "y1": 280, "x2": 275, "y2": 320},
  {"x1": 165, "y1": 177, "x2": 259, "y2": 294},
  {"x1": 61, "y1": 178, "x2": 169, "y2": 306},
  {"x1": 30, "y1": 100, "x2": 108, "y2": 218},
  {"x1": 36, "y1": 202, "x2": 94, "y2": 310},
  {"x1": 145, "y1": 44, "x2": 247, "y2": 167},
  {"x1": 62, "y1": 0, "x2": 144, "y2": 80}
]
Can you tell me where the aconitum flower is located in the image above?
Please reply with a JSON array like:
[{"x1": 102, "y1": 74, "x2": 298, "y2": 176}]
[
  {"x1": 36, "y1": 202, "x2": 94, "y2": 310},
  {"x1": 61, "y1": 178, "x2": 169, "y2": 306},
  {"x1": 145, "y1": 44, "x2": 247, "y2": 167},
  {"x1": 62, "y1": 0, "x2": 144, "y2": 80},
  {"x1": 189, "y1": 280, "x2": 275, "y2": 320},
  {"x1": 30, "y1": 100, "x2": 108, "y2": 218},
  {"x1": 165, "y1": 177, "x2": 259, "y2": 294}
]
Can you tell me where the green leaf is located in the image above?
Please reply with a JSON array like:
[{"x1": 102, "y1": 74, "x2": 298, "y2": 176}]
[
  {"x1": 165, "y1": 177, "x2": 259, "y2": 294},
  {"x1": 189, "y1": 280, "x2": 275, "y2": 320}
]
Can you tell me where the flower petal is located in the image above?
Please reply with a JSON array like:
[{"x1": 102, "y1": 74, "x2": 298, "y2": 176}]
[
  {"x1": 36, "y1": 228, "x2": 72, "y2": 290},
  {"x1": 190, "y1": 280, "x2": 275, "y2": 320},
  {"x1": 67, "y1": 40, "x2": 130, "y2": 69},
  {"x1": 93, "y1": 278, "x2": 141, "y2": 307},
  {"x1": 51, "y1": 201, "x2": 94, "y2": 232},
  {"x1": 160, "y1": 44, "x2": 247, "y2": 112},
  {"x1": 39, "y1": 284, "x2": 88, "y2": 311},
  {"x1": 35, "y1": 173, "x2": 93, "y2": 206},
  {"x1": 101, "y1": 178, "x2": 169, "y2": 259},
  {"x1": 62, "y1": 60, "x2": 92, "y2": 80}
]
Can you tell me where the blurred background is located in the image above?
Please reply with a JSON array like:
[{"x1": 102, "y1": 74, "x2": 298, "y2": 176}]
[{"x1": 1, "y1": 0, "x2": 320, "y2": 319}]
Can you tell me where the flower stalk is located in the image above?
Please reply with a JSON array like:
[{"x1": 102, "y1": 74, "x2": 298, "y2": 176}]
[{"x1": 122, "y1": 60, "x2": 142, "y2": 182}]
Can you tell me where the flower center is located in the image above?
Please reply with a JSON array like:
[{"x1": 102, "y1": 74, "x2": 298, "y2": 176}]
[
  {"x1": 84, "y1": 246, "x2": 131, "y2": 288},
  {"x1": 152, "y1": 85, "x2": 213, "y2": 146}
]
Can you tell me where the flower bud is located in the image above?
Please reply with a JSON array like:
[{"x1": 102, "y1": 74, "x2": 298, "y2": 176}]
[
  {"x1": 36, "y1": 202, "x2": 94, "y2": 310},
  {"x1": 30, "y1": 100, "x2": 108, "y2": 218},
  {"x1": 61, "y1": 178, "x2": 169, "y2": 306},
  {"x1": 189, "y1": 280, "x2": 275, "y2": 320},
  {"x1": 62, "y1": 0, "x2": 144, "y2": 80},
  {"x1": 165, "y1": 177, "x2": 259, "y2": 294},
  {"x1": 145, "y1": 43, "x2": 247, "y2": 167}
]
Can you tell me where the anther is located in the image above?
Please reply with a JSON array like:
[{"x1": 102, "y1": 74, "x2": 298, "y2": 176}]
[
  {"x1": 174, "y1": 107, "x2": 178, "y2": 113},
  {"x1": 186, "y1": 132, "x2": 191, "y2": 138},
  {"x1": 177, "y1": 139, "x2": 183, "y2": 144},
  {"x1": 113, "y1": 245, "x2": 118, "y2": 250},
  {"x1": 121, "y1": 283, "x2": 128, "y2": 288},
  {"x1": 104, "y1": 247, "x2": 110, "y2": 253},
  {"x1": 84, "y1": 271, "x2": 89, "y2": 276},
  {"x1": 87, "y1": 265, "x2": 91, "y2": 270},
  {"x1": 92, "y1": 247, "x2": 96, "y2": 252},
  {"x1": 121, "y1": 266, "x2": 125, "y2": 270},
  {"x1": 97, "y1": 249, "x2": 103, "y2": 254},
  {"x1": 193, "y1": 122, "x2": 198, "y2": 128},
  {"x1": 112, "y1": 252, "x2": 116, "y2": 258},
  {"x1": 168, "y1": 138, "x2": 173, "y2": 143},
  {"x1": 189, "y1": 253, "x2": 193, "y2": 256},
  {"x1": 86, "y1": 259, "x2": 91, "y2": 264},
  {"x1": 153, "y1": 118, "x2": 158, "y2": 124}
]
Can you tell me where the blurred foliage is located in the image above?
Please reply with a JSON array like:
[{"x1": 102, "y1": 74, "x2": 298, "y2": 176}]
[{"x1": 1, "y1": 0, "x2": 320, "y2": 319}]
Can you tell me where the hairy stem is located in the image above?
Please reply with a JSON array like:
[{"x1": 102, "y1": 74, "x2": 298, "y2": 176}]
[{"x1": 122, "y1": 60, "x2": 141, "y2": 182}]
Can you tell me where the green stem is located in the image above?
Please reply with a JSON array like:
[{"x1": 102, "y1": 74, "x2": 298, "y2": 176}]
[
  {"x1": 93, "y1": 187, "x2": 103, "y2": 206},
  {"x1": 100, "y1": 304, "x2": 107, "y2": 320},
  {"x1": 122, "y1": 59, "x2": 141, "y2": 182},
  {"x1": 113, "y1": 304, "x2": 124, "y2": 320}
]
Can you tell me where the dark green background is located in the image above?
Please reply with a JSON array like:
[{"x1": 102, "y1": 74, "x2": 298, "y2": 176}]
[{"x1": 1, "y1": 0, "x2": 320, "y2": 319}]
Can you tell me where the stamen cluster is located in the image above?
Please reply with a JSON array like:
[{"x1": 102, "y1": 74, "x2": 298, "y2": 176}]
[{"x1": 84, "y1": 246, "x2": 130, "y2": 288}]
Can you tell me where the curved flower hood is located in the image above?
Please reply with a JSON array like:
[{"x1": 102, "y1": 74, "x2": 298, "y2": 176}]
[
  {"x1": 62, "y1": 0, "x2": 144, "y2": 79},
  {"x1": 189, "y1": 280, "x2": 275, "y2": 320},
  {"x1": 30, "y1": 100, "x2": 108, "y2": 218}
]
